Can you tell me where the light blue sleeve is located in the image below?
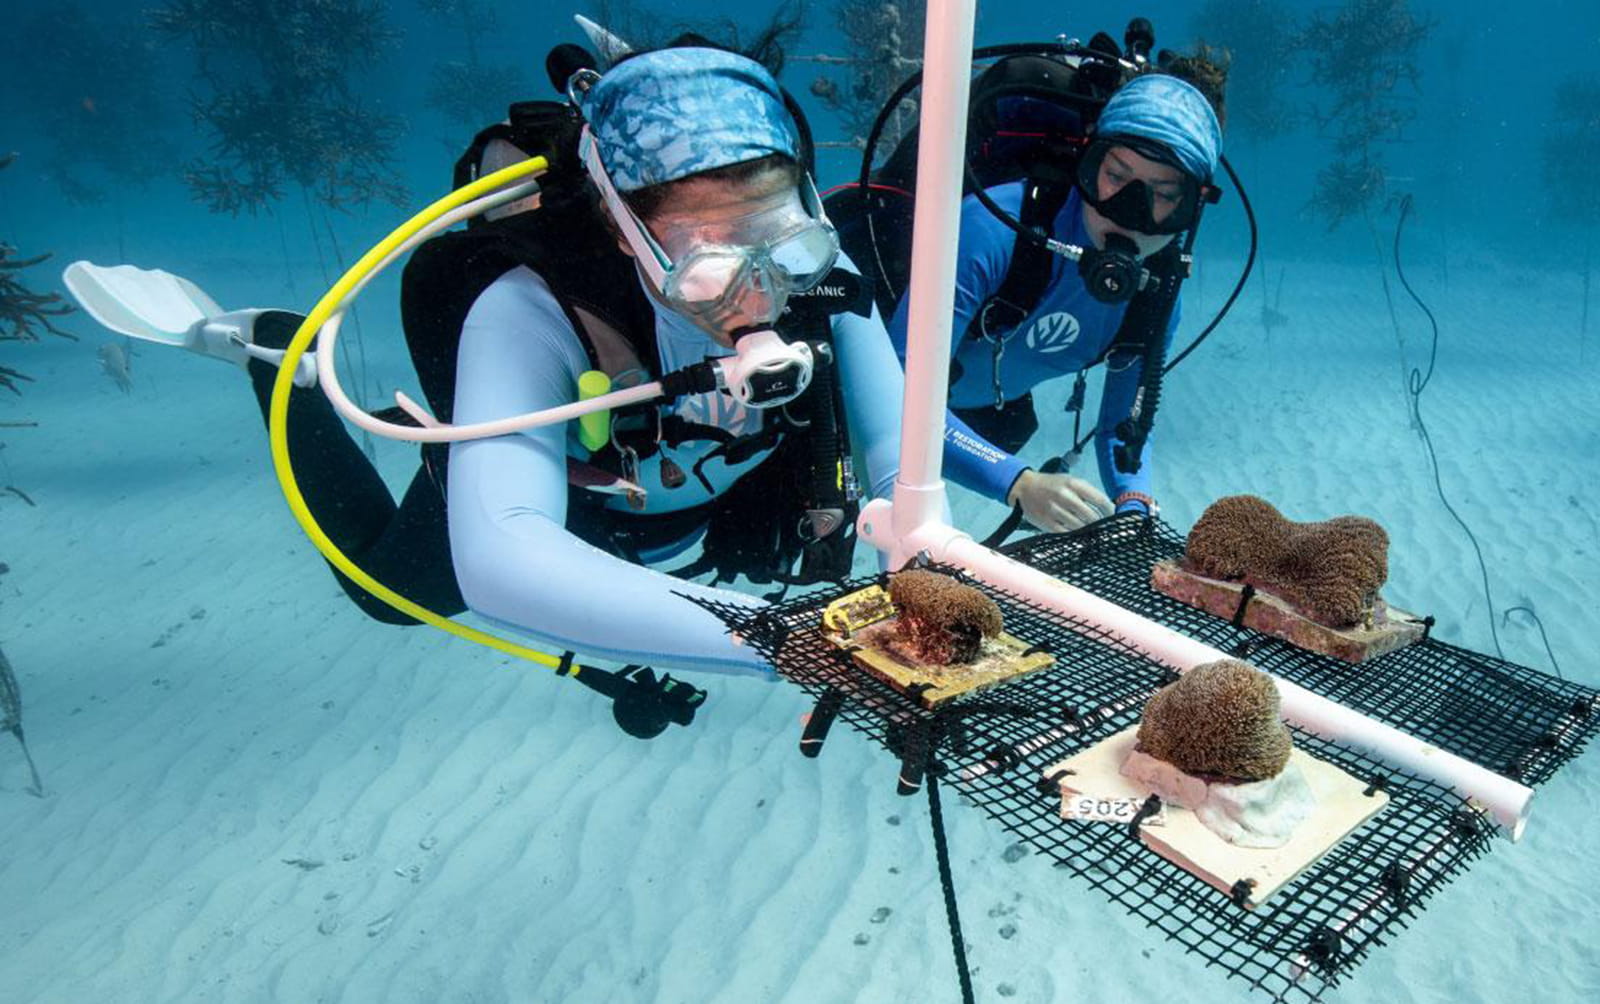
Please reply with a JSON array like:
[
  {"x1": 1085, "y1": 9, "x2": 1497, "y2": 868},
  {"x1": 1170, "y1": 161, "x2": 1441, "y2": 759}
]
[
  {"x1": 886, "y1": 187, "x2": 1029, "y2": 502},
  {"x1": 832, "y1": 252, "x2": 904, "y2": 503},
  {"x1": 1095, "y1": 293, "x2": 1182, "y2": 511},
  {"x1": 446, "y1": 267, "x2": 771, "y2": 677}
]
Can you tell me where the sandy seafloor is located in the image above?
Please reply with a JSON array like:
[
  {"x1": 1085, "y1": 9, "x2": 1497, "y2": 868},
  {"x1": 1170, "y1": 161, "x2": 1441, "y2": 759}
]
[{"x1": 4, "y1": 212, "x2": 1600, "y2": 1002}]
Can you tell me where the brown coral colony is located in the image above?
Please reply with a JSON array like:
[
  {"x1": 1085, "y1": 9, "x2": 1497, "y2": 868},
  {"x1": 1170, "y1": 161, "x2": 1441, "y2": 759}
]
[
  {"x1": 1185, "y1": 495, "x2": 1389, "y2": 628},
  {"x1": 888, "y1": 569, "x2": 1003, "y2": 665},
  {"x1": 1137, "y1": 660, "x2": 1292, "y2": 783}
]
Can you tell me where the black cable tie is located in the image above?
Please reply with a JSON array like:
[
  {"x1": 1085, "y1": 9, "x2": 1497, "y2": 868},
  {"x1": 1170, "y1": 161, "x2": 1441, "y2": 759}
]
[
  {"x1": 1127, "y1": 793, "x2": 1163, "y2": 840},
  {"x1": 1572, "y1": 696, "x2": 1596, "y2": 720},
  {"x1": 1231, "y1": 638, "x2": 1261, "y2": 659},
  {"x1": 1036, "y1": 768, "x2": 1072, "y2": 798},
  {"x1": 1363, "y1": 774, "x2": 1390, "y2": 798},
  {"x1": 1021, "y1": 642, "x2": 1050, "y2": 658},
  {"x1": 556, "y1": 650, "x2": 577, "y2": 677},
  {"x1": 1421, "y1": 615, "x2": 1436, "y2": 642},
  {"x1": 1305, "y1": 926, "x2": 1344, "y2": 968},
  {"x1": 1061, "y1": 706, "x2": 1084, "y2": 727},
  {"x1": 907, "y1": 682, "x2": 934, "y2": 705},
  {"x1": 984, "y1": 744, "x2": 1021, "y2": 774},
  {"x1": 1228, "y1": 878, "x2": 1256, "y2": 908},
  {"x1": 1450, "y1": 807, "x2": 1484, "y2": 840},
  {"x1": 1381, "y1": 862, "x2": 1412, "y2": 911},
  {"x1": 1229, "y1": 584, "x2": 1257, "y2": 629},
  {"x1": 750, "y1": 610, "x2": 791, "y2": 652},
  {"x1": 1157, "y1": 666, "x2": 1182, "y2": 687}
]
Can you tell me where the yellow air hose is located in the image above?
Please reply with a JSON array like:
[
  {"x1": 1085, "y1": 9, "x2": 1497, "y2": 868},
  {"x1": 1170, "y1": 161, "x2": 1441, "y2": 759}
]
[{"x1": 266, "y1": 156, "x2": 581, "y2": 675}]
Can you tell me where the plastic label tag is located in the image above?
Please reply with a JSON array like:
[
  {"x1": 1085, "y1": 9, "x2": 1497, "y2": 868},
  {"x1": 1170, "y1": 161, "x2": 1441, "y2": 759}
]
[{"x1": 1063, "y1": 794, "x2": 1165, "y2": 826}]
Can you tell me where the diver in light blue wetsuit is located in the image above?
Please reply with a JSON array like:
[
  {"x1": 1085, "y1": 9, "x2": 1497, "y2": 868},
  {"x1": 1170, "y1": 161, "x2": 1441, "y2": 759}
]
[
  {"x1": 447, "y1": 45, "x2": 904, "y2": 675},
  {"x1": 66, "y1": 42, "x2": 903, "y2": 685},
  {"x1": 889, "y1": 72, "x2": 1223, "y2": 532}
]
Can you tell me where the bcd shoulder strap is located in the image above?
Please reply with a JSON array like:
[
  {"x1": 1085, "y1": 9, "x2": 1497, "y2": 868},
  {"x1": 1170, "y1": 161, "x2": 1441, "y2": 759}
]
[
  {"x1": 400, "y1": 204, "x2": 656, "y2": 424},
  {"x1": 966, "y1": 178, "x2": 1075, "y2": 343}
]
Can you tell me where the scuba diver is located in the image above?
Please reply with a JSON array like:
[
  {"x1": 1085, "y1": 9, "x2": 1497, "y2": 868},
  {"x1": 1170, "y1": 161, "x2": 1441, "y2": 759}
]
[
  {"x1": 64, "y1": 38, "x2": 905, "y2": 683},
  {"x1": 885, "y1": 56, "x2": 1227, "y2": 533}
]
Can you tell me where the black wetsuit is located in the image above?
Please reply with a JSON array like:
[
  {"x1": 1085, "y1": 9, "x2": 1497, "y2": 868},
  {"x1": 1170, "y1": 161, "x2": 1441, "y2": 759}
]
[{"x1": 243, "y1": 310, "x2": 463, "y2": 624}]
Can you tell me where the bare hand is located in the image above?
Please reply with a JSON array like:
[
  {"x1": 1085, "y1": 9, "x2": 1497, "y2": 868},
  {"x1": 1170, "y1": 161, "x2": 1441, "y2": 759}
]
[{"x1": 1005, "y1": 470, "x2": 1112, "y2": 533}]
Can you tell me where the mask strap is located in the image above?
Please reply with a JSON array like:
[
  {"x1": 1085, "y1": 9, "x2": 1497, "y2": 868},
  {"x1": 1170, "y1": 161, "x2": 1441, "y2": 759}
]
[
  {"x1": 580, "y1": 127, "x2": 672, "y2": 292},
  {"x1": 799, "y1": 172, "x2": 833, "y2": 229}
]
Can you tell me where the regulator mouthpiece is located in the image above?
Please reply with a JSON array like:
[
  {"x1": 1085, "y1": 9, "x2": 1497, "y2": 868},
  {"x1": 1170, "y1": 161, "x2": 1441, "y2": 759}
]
[{"x1": 715, "y1": 329, "x2": 815, "y2": 408}]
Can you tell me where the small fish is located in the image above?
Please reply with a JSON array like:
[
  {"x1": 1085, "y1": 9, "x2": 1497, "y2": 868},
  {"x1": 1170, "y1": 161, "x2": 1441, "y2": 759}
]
[
  {"x1": 97, "y1": 340, "x2": 133, "y2": 393},
  {"x1": 81, "y1": 96, "x2": 97, "y2": 114}
]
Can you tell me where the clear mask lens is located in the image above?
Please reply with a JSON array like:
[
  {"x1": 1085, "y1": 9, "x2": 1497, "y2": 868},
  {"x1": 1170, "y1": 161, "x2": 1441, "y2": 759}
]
[
  {"x1": 670, "y1": 256, "x2": 782, "y2": 327},
  {"x1": 671, "y1": 252, "x2": 750, "y2": 306},
  {"x1": 767, "y1": 225, "x2": 839, "y2": 289},
  {"x1": 658, "y1": 188, "x2": 839, "y2": 326}
]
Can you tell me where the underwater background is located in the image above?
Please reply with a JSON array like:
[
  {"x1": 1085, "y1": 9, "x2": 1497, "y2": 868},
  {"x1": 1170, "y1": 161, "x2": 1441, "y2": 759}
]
[{"x1": 2, "y1": 1, "x2": 1598, "y2": 1001}]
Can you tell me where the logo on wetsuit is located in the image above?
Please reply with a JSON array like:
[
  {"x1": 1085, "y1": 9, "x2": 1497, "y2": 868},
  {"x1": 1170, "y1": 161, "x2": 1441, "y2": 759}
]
[{"x1": 1025, "y1": 311, "x2": 1081, "y2": 353}]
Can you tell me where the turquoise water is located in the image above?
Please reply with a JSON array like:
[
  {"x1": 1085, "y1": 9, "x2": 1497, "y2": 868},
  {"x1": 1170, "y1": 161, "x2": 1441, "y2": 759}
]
[{"x1": 2, "y1": 2, "x2": 1597, "y2": 1001}]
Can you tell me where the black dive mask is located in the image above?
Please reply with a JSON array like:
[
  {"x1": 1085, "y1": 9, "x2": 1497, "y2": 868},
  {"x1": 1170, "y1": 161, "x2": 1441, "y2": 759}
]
[{"x1": 1075, "y1": 137, "x2": 1205, "y2": 236}]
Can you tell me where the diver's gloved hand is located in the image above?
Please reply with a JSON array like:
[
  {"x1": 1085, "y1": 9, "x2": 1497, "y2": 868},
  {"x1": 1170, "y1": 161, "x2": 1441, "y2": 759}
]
[{"x1": 1006, "y1": 470, "x2": 1112, "y2": 533}]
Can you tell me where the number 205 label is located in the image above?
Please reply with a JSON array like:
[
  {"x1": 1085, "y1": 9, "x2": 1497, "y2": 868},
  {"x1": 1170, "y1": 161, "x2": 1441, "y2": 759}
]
[{"x1": 1064, "y1": 795, "x2": 1166, "y2": 826}]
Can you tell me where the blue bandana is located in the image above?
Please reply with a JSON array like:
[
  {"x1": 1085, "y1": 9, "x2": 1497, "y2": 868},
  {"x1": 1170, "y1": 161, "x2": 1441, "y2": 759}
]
[
  {"x1": 577, "y1": 47, "x2": 799, "y2": 192},
  {"x1": 1096, "y1": 74, "x2": 1223, "y2": 182}
]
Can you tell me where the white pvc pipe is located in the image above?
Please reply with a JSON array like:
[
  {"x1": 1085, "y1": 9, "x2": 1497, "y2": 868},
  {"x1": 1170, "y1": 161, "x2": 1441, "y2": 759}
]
[
  {"x1": 863, "y1": 0, "x2": 1533, "y2": 839},
  {"x1": 940, "y1": 537, "x2": 1533, "y2": 839},
  {"x1": 892, "y1": 0, "x2": 976, "y2": 537}
]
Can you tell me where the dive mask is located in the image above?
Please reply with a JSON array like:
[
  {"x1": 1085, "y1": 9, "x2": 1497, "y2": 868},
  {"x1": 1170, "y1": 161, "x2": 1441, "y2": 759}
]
[
  {"x1": 1075, "y1": 136, "x2": 1207, "y2": 236},
  {"x1": 581, "y1": 128, "x2": 840, "y2": 332}
]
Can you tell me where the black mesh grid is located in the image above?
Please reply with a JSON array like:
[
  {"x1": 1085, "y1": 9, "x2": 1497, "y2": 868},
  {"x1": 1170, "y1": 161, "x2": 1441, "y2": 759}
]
[
  {"x1": 999, "y1": 514, "x2": 1598, "y2": 786},
  {"x1": 689, "y1": 514, "x2": 1597, "y2": 1002}
]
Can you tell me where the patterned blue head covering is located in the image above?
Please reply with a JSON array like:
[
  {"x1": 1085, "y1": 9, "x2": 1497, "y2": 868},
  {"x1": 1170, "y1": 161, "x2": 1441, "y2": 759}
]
[
  {"x1": 577, "y1": 47, "x2": 799, "y2": 192},
  {"x1": 1095, "y1": 74, "x2": 1223, "y2": 182}
]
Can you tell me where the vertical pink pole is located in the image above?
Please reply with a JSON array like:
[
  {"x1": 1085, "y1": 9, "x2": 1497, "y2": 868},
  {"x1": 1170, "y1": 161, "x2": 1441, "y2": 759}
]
[{"x1": 891, "y1": 0, "x2": 977, "y2": 540}]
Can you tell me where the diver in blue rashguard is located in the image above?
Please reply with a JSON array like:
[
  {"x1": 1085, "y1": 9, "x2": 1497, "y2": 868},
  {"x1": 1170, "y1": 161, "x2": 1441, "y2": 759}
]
[
  {"x1": 888, "y1": 72, "x2": 1224, "y2": 532},
  {"x1": 65, "y1": 41, "x2": 904, "y2": 682}
]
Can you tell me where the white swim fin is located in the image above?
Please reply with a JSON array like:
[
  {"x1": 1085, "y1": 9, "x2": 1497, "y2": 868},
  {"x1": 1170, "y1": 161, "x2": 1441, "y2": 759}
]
[
  {"x1": 61, "y1": 261, "x2": 316, "y2": 386},
  {"x1": 574, "y1": 14, "x2": 635, "y2": 66},
  {"x1": 62, "y1": 261, "x2": 222, "y2": 347}
]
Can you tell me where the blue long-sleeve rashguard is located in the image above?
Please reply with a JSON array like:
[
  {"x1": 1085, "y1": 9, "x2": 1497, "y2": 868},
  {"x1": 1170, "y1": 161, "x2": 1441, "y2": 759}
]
[
  {"x1": 447, "y1": 256, "x2": 904, "y2": 677},
  {"x1": 888, "y1": 182, "x2": 1179, "y2": 508}
]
